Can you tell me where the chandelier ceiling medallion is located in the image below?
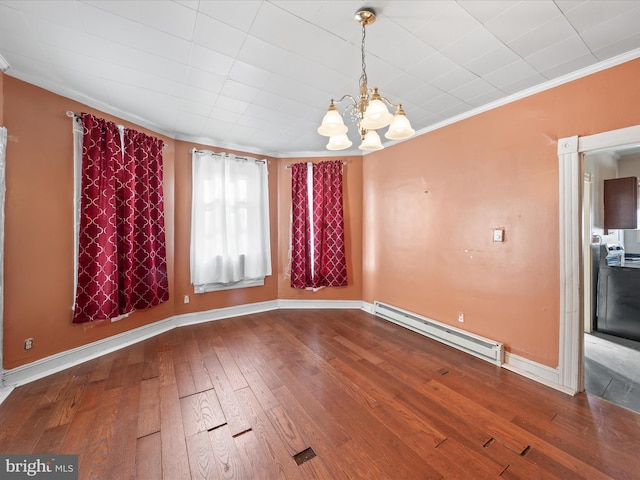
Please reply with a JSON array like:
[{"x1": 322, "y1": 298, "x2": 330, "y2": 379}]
[{"x1": 317, "y1": 7, "x2": 415, "y2": 151}]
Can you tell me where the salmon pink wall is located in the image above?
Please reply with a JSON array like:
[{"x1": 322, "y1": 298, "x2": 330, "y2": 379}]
[
  {"x1": 2, "y1": 77, "x2": 176, "y2": 369},
  {"x1": 277, "y1": 157, "x2": 363, "y2": 300},
  {"x1": 363, "y1": 57, "x2": 640, "y2": 368},
  {"x1": 172, "y1": 142, "x2": 278, "y2": 315}
]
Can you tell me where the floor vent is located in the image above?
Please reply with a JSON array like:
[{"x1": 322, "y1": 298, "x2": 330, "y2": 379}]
[
  {"x1": 373, "y1": 301, "x2": 504, "y2": 366},
  {"x1": 293, "y1": 447, "x2": 316, "y2": 466}
]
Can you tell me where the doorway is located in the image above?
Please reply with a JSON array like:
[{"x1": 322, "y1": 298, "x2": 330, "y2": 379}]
[
  {"x1": 582, "y1": 146, "x2": 640, "y2": 413},
  {"x1": 557, "y1": 125, "x2": 640, "y2": 398}
]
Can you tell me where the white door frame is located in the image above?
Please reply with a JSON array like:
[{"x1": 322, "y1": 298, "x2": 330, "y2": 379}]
[
  {"x1": 558, "y1": 125, "x2": 640, "y2": 393},
  {"x1": 0, "y1": 126, "x2": 6, "y2": 386}
]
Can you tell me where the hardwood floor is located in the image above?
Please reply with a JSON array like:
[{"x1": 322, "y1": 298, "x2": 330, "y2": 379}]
[{"x1": 1, "y1": 309, "x2": 639, "y2": 479}]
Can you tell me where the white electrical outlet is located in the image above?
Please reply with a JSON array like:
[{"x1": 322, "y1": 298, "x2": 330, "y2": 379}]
[
  {"x1": 492, "y1": 228, "x2": 504, "y2": 242},
  {"x1": 458, "y1": 313, "x2": 464, "y2": 323},
  {"x1": 183, "y1": 295, "x2": 190, "y2": 304},
  {"x1": 24, "y1": 338, "x2": 33, "y2": 350}
]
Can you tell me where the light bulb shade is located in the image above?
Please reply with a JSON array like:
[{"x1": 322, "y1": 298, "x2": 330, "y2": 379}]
[
  {"x1": 317, "y1": 105, "x2": 348, "y2": 137},
  {"x1": 385, "y1": 110, "x2": 415, "y2": 140},
  {"x1": 360, "y1": 97, "x2": 393, "y2": 130},
  {"x1": 326, "y1": 134, "x2": 352, "y2": 151},
  {"x1": 359, "y1": 130, "x2": 383, "y2": 151}
]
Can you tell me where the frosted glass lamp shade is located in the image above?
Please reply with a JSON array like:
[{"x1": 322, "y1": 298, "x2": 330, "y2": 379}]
[
  {"x1": 326, "y1": 134, "x2": 352, "y2": 150},
  {"x1": 385, "y1": 107, "x2": 415, "y2": 140},
  {"x1": 317, "y1": 104, "x2": 348, "y2": 137},
  {"x1": 360, "y1": 99, "x2": 393, "y2": 130},
  {"x1": 359, "y1": 130, "x2": 383, "y2": 151},
  {"x1": 360, "y1": 88, "x2": 393, "y2": 130}
]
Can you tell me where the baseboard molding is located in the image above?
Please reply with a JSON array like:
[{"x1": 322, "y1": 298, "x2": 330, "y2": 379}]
[
  {"x1": 0, "y1": 299, "x2": 575, "y2": 404},
  {"x1": 502, "y1": 351, "x2": 574, "y2": 395},
  {"x1": 278, "y1": 299, "x2": 364, "y2": 309},
  {"x1": 0, "y1": 299, "x2": 361, "y2": 396},
  {"x1": 361, "y1": 301, "x2": 375, "y2": 314},
  {"x1": 366, "y1": 302, "x2": 572, "y2": 396}
]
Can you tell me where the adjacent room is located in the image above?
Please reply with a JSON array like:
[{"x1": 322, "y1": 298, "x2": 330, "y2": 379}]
[{"x1": 1, "y1": 1, "x2": 640, "y2": 479}]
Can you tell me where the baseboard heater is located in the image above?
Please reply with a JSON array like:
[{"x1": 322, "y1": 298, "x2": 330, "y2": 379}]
[{"x1": 373, "y1": 301, "x2": 504, "y2": 366}]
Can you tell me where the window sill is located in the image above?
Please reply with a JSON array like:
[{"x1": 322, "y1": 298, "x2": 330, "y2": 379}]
[{"x1": 194, "y1": 278, "x2": 265, "y2": 294}]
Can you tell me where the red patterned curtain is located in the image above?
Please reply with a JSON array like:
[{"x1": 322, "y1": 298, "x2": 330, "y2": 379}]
[
  {"x1": 73, "y1": 113, "x2": 168, "y2": 323},
  {"x1": 290, "y1": 160, "x2": 347, "y2": 289}
]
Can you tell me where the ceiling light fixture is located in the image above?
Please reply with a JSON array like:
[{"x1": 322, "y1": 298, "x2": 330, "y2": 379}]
[{"x1": 317, "y1": 7, "x2": 415, "y2": 151}]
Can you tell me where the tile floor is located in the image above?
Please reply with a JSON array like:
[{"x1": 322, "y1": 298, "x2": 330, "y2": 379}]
[{"x1": 584, "y1": 332, "x2": 640, "y2": 414}]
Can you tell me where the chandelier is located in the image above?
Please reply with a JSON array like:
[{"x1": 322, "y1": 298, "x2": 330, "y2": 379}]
[{"x1": 317, "y1": 7, "x2": 415, "y2": 151}]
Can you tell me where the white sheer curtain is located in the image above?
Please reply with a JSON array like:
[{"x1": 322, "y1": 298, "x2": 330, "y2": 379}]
[
  {"x1": 190, "y1": 150, "x2": 271, "y2": 293},
  {"x1": 72, "y1": 116, "x2": 83, "y2": 309}
]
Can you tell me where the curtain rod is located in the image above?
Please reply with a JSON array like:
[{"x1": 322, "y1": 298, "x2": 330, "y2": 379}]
[
  {"x1": 67, "y1": 110, "x2": 168, "y2": 148},
  {"x1": 285, "y1": 161, "x2": 348, "y2": 169},
  {"x1": 191, "y1": 148, "x2": 267, "y2": 164}
]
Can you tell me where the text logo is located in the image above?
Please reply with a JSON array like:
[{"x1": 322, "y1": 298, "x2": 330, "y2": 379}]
[{"x1": 0, "y1": 455, "x2": 78, "y2": 479}]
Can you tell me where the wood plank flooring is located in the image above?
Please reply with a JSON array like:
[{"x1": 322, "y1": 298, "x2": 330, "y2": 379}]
[{"x1": 1, "y1": 309, "x2": 639, "y2": 479}]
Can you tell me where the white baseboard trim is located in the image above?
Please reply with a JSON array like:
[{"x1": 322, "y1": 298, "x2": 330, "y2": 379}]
[
  {"x1": 278, "y1": 299, "x2": 364, "y2": 309},
  {"x1": 502, "y1": 351, "x2": 574, "y2": 395},
  {"x1": 0, "y1": 386, "x2": 14, "y2": 405},
  {"x1": 0, "y1": 299, "x2": 361, "y2": 398},
  {"x1": 0, "y1": 299, "x2": 574, "y2": 404},
  {"x1": 361, "y1": 301, "x2": 375, "y2": 314}
]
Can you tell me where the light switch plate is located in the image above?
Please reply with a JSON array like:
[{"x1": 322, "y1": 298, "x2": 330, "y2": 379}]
[{"x1": 493, "y1": 228, "x2": 504, "y2": 242}]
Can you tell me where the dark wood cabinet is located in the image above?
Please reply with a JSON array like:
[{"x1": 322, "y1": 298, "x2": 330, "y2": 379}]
[{"x1": 604, "y1": 176, "x2": 638, "y2": 229}]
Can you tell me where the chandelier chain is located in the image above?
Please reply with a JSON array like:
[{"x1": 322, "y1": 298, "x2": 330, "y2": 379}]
[{"x1": 359, "y1": 23, "x2": 368, "y2": 91}]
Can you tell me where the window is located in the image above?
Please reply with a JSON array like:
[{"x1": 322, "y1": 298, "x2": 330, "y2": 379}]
[
  {"x1": 190, "y1": 150, "x2": 271, "y2": 293},
  {"x1": 73, "y1": 113, "x2": 169, "y2": 323},
  {"x1": 289, "y1": 160, "x2": 347, "y2": 289}
]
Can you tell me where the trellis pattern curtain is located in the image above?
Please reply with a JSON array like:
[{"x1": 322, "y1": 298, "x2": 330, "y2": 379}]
[
  {"x1": 73, "y1": 113, "x2": 169, "y2": 323},
  {"x1": 290, "y1": 160, "x2": 347, "y2": 289}
]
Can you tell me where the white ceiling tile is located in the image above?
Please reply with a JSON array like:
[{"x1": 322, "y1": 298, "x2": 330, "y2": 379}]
[
  {"x1": 407, "y1": 52, "x2": 459, "y2": 83},
  {"x1": 421, "y1": 92, "x2": 467, "y2": 114},
  {"x1": 466, "y1": 89, "x2": 507, "y2": 108},
  {"x1": 439, "y1": 101, "x2": 473, "y2": 119},
  {"x1": 413, "y1": 2, "x2": 483, "y2": 49},
  {"x1": 430, "y1": 67, "x2": 478, "y2": 92},
  {"x1": 13, "y1": 0, "x2": 82, "y2": 27},
  {"x1": 484, "y1": 59, "x2": 539, "y2": 89},
  {"x1": 77, "y1": 2, "x2": 192, "y2": 63},
  {"x1": 214, "y1": 95, "x2": 249, "y2": 115},
  {"x1": 177, "y1": 94, "x2": 216, "y2": 117},
  {"x1": 486, "y1": 0, "x2": 563, "y2": 43},
  {"x1": 525, "y1": 35, "x2": 592, "y2": 73},
  {"x1": 592, "y1": 32, "x2": 640, "y2": 61},
  {"x1": 500, "y1": 73, "x2": 547, "y2": 95},
  {"x1": 450, "y1": 78, "x2": 499, "y2": 103},
  {"x1": 540, "y1": 52, "x2": 598, "y2": 79},
  {"x1": 0, "y1": 5, "x2": 47, "y2": 61},
  {"x1": 188, "y1": 44, "x2": 235, "y2": 76},
  {"x1": 562, "y1": 0, "x2": 640, "y2": 31},
  {"x1": 464, "y1": 45, "x2": 521, "y2": 77},
  {"x1": 507, "y1": 15, "x2": 577, "y2": 58},
  {"x1": 83, "y1": 0, "x2": 198, "y2": 40},
  {"x1": 192, "y1": 11, "x2": 247, "y2": 58},
  {"x1": 220, "y1": 79, "x2": 260, "y2": 103},
  {"x1": 457, "y1": 0, "x2": 520, "y2": 23},
  {"x1": 579, "y1": 6, "x2": 640, "y2": 52},
  {"x1": 440, "y1": 27, "x2": 504, "y2": 66},
  {"x1": 2, "y1": 0, "x2": 640, "y2": 156},
  {"x1": 197, "y1": 0, "x2": 262, "y2": 32},
  {"x1": 184, "y1": 66, "x2": 226, "y2": 94},
  {"x1": 383, "y1": 1, "x2": 462, "y2": 34},
  {"x1": 228, "y1": 61, "x2": 273, "y2": 89}
]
